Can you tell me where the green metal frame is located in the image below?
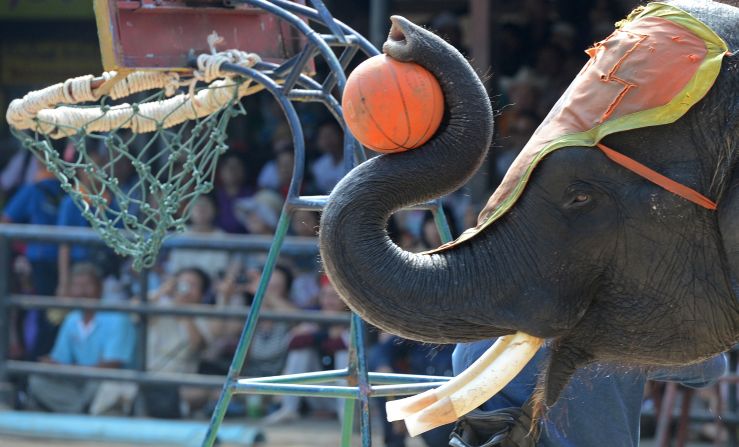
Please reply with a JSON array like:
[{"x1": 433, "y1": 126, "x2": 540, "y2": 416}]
[{"x1": 203, "y1": 1, "x2": 455, "y2": 445}]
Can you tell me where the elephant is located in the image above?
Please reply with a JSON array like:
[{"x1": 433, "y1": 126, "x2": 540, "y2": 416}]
[{"x1": 319, "y1": 0, "x2": 738, "y2": 434}]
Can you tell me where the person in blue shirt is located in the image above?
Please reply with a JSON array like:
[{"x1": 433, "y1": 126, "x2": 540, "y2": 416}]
[
  {"x1": 451, "y1": 339, "x2": 727, "y2": 447},
  {"x1": 1, "y1": 167, "x2": 63, "y2": 294},
  {"x1": 26, "y1": 262, "x2": 136, "y2": 413},
  {"x1": 2, "y1": 166, "x2": 65, "y2": 360}
]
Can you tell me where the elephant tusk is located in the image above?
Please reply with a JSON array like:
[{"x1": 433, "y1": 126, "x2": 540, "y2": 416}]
[
  {"x1": 403, "y1": 332, "x2": 543, "y2": 436},
  {"x1": 385, "y1": 332, "x2": 543, "y2": 437},
  {"x1": 386, "y1": 333, "x2": 521, "y2": 421}
]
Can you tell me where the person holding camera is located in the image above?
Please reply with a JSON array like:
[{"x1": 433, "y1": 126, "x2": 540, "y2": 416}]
[{"x1": 143, "y1": 267, "x2": 215, "y2": 417}]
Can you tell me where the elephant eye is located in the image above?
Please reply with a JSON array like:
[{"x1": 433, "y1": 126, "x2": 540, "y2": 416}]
[
  {"x1": 574, "y1": 193, "x2": 590, "y2": 203},
  {"x1": 564, "y1": 191, "x2": 592, "y2": 209}
]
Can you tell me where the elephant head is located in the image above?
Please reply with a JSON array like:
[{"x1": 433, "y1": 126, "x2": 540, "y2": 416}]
[{"x1": 320, "y1": 0, "x2": 739, "y2": 432}]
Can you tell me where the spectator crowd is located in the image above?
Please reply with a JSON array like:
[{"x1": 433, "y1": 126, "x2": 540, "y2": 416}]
[{"x1": 0, "y1": 2, "x2": 641, "y2": 445}]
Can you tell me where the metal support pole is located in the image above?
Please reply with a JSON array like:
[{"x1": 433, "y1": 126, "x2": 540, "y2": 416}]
[
  {"x1": 201, "y1": 2, "x2": 368, "y2": 438},
  {"x1": 343, "y1": 314, "x2": 372, "y2": 446},
  {"x1": 202, "y1": 211, "x2": 294, "y2": 446},
  {"x1": 340, "y1": 398, "x2": 357, "y2": 446},
  {"x1": 353, "y1": 314, "x2": 372, "y2": 446},
  {"x1": 431, "y1": 202, "x2": 453, "y2": 244}
]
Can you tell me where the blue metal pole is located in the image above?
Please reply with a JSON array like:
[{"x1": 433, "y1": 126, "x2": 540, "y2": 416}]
[
  {"x1": 233, "y1": 382, "x2": 358, "y2": 399},
  {"x1": 432, "y1": 202, "x2": 454, "y2": 244},
  {"x1": 240, "y1": 369, "x2": 349, "y2": 384},
  {"x1": 340, "y1": 398, "x2": 357, "y2": 446},
  {"x1": 310, "y1": 0, "x2": 347, "y2": 43},
  {"x1": 202, "y1": 211, "x2": 292, "y2": 447},
  {"x1": 269, "y1": 0, "x2": 378, "y2": 56},
  {"x1": 239, "y1": 0, "x2": 350, "y2": 93},
  {"x1": 369, "y1": 372, "x2": 451, "y2": 384},
  {"x1": 203, "y1": 63, "x2": 307, "y2": 447},
  {"x1": 349, "y1": 314, "x2": 373, "y2": 446}
]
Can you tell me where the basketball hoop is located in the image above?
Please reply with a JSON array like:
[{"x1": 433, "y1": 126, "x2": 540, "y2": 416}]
[{"x1": 5, "y1": 41, "x2": 267, "y2": 270}]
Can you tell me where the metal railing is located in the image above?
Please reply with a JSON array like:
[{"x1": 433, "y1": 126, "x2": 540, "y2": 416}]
[
  {"x1": 0, "y1": 223, "x2": 350, "y2": 390},
  {"x1": 0, "y1": 220, "x2": 453, "y2": 447}
]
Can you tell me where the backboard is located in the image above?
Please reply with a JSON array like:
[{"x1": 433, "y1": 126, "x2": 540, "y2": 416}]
[{"x1": 94, "y1": 0, "x2": 308, "y2": 72}]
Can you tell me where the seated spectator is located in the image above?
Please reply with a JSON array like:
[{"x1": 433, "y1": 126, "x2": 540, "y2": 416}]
[
  {"x1": 205, "y1": 262, "x2": 295, "y2": 378},
  {"x1": 198, "y1": 263, "x2": 295, "y2": 416},
  {"x1": 2, "y1": 163, "x2": 65, "y2": 360},
  {"x1": 234, "y1": 189, "x2": 284, "y2": 236},
  {"x1": 309, "y1": 120, "x2": 345, "y2": 194},
  {"x1": 26, "y1": 263, "x2": 136, "y2": 413},
  {"x1": 142, "y1": 267, "x2": 215, "y2": 417},
  {"x1": 240, "y1": 265, "x2": 294, "y2": 379},
  {"x1": 215, "y1": 153, "x2": 254, "y2": 234},
  {"x1": 257, "y1": 139, "x2": 294, "y2": 196},
  {"x1": 147, "y1": 267, "x2": 213, "y2": 372},
  {"x1": 263, "y1": 278, "x2": 349, "y2": 425},
  {"x1": 167, "y1": 194, "x2": 231, "y2": 278}
]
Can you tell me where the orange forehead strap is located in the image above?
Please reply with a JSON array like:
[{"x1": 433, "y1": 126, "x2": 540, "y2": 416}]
[{"x1": 596, "y1": 143, "x2": 717, "y2": 210}]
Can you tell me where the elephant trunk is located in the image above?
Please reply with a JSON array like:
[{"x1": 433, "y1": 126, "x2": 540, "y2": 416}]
[{"x1": 319, "y1": 17, "x2": 501, "y2": 343}]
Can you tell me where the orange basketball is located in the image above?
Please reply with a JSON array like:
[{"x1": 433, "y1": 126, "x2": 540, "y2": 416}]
[{"x1": 342, "y1": 55, "x2": 444, "y2": 153}]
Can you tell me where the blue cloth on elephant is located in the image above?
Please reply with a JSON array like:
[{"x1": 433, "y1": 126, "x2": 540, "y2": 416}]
[{"x1": 453, "y1": 340, "x2": 726, "y2": 447}]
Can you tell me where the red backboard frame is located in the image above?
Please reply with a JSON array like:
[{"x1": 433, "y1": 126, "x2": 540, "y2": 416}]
[{"x1": 94, "y1": 0, "x2": 308, "y2": 73}]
